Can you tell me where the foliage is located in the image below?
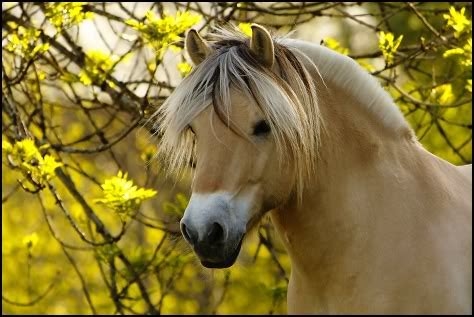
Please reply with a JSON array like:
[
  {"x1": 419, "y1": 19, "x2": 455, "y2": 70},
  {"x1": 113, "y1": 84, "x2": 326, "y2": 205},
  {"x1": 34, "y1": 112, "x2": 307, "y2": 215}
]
[
  {"x1": 3, "y1": 138, "x2": 63, "y2": 187},
  {"x1": 44, "y1": 2, "x2": 94, "y2": 31},
  {"x1": 4, "y1": 24, "x2": 50, "y2": 58},
  {"x1": 126, "y1": 10, "x2": 201, "y2": 57},
  {"x1": 2, "y1": 2, "x2": 471, "y2": 315},
  {"x1": 77, "y1": 50, "x2": 120, "y2": 86}
]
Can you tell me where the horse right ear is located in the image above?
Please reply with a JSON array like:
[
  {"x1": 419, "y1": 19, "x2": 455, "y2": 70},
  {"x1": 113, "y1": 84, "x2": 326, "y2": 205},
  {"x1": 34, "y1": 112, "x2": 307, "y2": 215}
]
[
  {"x1": 250, "y1": 24, "x2": 274, "y2": 67},
  {"x1": 186, "y1": 29, "x2": 212, "y2": 66}
]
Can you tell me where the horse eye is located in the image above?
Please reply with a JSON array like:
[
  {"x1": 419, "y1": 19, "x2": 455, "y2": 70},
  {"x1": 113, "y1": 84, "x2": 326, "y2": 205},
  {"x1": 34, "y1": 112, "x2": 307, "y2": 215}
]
[{"x1": 253, "y1": 120, "x2": 271, "y2": 136}]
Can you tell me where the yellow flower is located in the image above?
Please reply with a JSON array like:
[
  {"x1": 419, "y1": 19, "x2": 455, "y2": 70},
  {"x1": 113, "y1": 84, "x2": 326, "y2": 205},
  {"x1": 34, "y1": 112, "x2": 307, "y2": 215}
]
[
  {"x1": 38, "y1": 155, "x2": 64, "y2": 181},
  {"x1": 431, "y1": 84, "x2": 455, "y2": 106},
  {"x1": 79, "y1": 50, "x2": 119, "y2": 86},
  {"x1": 45, "y1": 2, "x2": 94, "y2": 31},
  {"x1": 5, "y1": 26, "x2": 49, "y2": 58},
  {"x1": 147, "y1": 61, "x2": 157, "y2": 73},
  {"x1": 238, "y1": 23, "x2": 253, "y2": 37},
  {"x1": 94, "y1": 171, "x2": 157, "y2": 215},
  {"x1": 6, "y1": 139, "x2": 42, "y2": 164},
  {"x1": 4, "y1": 139, "x2": 63, "y2": 185},
  {"x1": 443, "y1": 38, "x2": 472, "y2": 67},
  {"x1": 443, "y1": 6, "x2": 471, "y2": 38},
  {"x1": 2, "y1": 139, "x2": 13, "y2": 153},
  {"x1": 466, "y1": 79, "x2": 472, "y2": 93},
  {"x1": 177, "y1": 62, "x2": 192, "y2": 77},
  {"x1": 443, "y1": 47, "x2": 465, "y2": 57},
  {"x1": 378, "y1": 31, "x2": 403, "y2": 66},
  {"x1": 323, "y1": 37, "x2": 349, "y2": 56},
  {"x1": 23, "y1": 232, "x2": 39, "y2": 250}
]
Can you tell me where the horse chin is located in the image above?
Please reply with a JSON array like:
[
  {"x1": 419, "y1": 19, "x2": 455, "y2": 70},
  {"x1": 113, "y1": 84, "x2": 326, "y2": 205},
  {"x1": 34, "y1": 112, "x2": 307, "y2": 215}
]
[{"x1": 200, "y1": 237, "x2": 244, "y2": 269}]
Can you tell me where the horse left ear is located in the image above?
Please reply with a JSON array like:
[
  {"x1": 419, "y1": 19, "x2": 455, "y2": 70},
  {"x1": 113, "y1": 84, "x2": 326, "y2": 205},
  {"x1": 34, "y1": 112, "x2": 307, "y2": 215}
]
[
  {"x1": 186, "y1": 29, "x2": 213, "y2": 66},
  {"x1": 250, "y1": 24, "x2": 274, "y2": 67}
]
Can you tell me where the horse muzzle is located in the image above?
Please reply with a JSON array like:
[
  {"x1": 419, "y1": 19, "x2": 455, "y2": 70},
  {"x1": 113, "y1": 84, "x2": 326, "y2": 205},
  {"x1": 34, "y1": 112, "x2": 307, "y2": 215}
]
[
  {"x1": 179, "y1": 191, "x2": 258, "y2": 268},
  {"x1": 199, "y1": 236, "x2": 244, "y2": 268},
  {"x1": 180, "y1": 219, "x2": 245, "y2": 268}
]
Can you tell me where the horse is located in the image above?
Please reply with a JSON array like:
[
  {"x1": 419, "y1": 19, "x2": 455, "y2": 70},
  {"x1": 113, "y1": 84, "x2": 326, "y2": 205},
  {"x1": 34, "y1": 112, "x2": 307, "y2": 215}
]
[{"x1": 154, "y1": 24, "x2": 472, "y2": 314}]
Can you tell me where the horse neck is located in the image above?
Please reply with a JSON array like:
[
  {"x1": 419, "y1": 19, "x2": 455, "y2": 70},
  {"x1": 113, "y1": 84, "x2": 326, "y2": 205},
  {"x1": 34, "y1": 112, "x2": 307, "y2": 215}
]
[
  {"x1": 272, "y1": 78, "x2": 408, "y2": 258},
  {"x1": 270, "y1": 51, "x2": 427, "y2": 281}
]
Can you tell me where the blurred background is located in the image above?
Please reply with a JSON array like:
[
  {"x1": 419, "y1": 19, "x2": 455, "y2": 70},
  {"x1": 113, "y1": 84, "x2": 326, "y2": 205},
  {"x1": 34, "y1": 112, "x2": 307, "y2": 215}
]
[{"x1": 2, "y1": 2, "x2": 471, "y2": 314}]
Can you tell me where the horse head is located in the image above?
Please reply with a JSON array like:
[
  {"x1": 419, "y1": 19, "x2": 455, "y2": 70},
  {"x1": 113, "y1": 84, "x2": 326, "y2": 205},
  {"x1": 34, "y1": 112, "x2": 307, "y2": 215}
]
[{"x1": 157, "y1": 24, "x2": 320, "y2": 268}]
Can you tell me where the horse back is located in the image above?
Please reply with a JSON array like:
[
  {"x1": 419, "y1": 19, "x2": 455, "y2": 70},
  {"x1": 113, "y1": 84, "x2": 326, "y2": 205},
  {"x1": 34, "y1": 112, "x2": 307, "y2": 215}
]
[{"x1": 457, "y1": 164, "x2": 472, "y2": 184}]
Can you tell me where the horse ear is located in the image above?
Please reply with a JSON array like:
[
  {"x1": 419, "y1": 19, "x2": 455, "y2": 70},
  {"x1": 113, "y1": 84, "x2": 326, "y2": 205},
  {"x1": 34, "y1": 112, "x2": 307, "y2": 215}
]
[
  {"x1": 186, "y1": 29, "x2": 212, "y2": 66},
  {"x1": 250, "y1": 24, "x2": 274, "y2": 67}
]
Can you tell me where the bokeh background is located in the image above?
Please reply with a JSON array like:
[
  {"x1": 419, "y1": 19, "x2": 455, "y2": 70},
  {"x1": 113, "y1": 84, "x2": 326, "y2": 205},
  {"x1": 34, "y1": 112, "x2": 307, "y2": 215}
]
[{"x1": 2, "y1": 2, "x2": 471, "y2": 314}]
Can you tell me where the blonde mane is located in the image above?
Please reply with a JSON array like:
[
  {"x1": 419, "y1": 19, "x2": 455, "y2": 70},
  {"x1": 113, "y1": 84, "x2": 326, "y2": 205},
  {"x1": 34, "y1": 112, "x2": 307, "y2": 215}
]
[{"x1": 280, "y1": 38, "x2": 410, "y2": 134}]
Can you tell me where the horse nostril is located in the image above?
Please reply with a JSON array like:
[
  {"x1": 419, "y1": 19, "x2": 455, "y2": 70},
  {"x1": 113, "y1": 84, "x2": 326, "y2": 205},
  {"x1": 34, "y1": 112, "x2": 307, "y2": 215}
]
[
  {"x1": 207, "y1": 222, "x2": 224, "y2": 244},
  {"x1": 181, "y1": 223, "x2": 198, "y2": 245}
]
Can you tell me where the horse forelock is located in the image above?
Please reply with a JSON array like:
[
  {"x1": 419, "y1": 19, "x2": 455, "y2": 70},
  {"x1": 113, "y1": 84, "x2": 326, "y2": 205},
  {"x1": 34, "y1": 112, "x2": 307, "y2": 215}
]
[{"x1": 154, "y1": 27, "x2": 322, "y2": 200}]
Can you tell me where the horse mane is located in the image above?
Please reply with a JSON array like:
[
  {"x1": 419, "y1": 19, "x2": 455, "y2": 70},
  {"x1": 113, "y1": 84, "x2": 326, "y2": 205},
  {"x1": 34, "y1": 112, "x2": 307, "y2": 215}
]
[
  {"x1": 153, "y1": 25, "x2": 410, "y2": 201},
  {"x1": 280, "y1": 38, "x2": 411, "y2": 135}
]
